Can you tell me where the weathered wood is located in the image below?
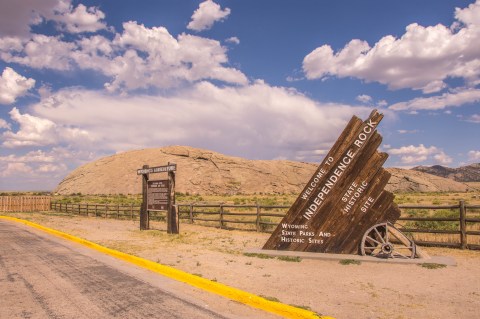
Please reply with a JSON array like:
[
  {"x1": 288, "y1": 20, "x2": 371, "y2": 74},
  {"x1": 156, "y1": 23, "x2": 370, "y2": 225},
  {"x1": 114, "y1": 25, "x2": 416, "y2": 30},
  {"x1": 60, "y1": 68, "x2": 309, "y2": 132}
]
[
  {"x1": 263, "y1": 110, "x2": 402, "y2": 254},
  {"x1": 460, "y1": 200, "x2": 467, "y2": 250},
  {"x1": 0, "y1": 196, "x2": 51, "y2": 212},
  {"x1": 167, "y1": 166, "x2": 179, "y2": 234},
  {"x1": 140, "y1": 165, "x2": 149, "y2": 230}
]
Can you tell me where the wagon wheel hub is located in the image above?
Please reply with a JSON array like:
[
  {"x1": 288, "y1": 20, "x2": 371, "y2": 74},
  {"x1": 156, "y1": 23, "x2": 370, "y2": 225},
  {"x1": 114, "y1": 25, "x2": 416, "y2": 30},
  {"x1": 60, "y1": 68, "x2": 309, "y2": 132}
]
[{"x1": 381, "y1": 243, "x2": 394, "y2": 255}]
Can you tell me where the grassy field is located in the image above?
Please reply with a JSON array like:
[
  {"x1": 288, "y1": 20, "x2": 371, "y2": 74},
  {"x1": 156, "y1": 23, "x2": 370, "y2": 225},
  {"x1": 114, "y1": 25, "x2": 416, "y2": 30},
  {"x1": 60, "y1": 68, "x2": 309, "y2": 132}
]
[
  {"x1": 45, "y1": 190, "x2": 480, "y2": 206},
  {"x1": 3, "y1": 188, "x2": 480, "y2": 247}
]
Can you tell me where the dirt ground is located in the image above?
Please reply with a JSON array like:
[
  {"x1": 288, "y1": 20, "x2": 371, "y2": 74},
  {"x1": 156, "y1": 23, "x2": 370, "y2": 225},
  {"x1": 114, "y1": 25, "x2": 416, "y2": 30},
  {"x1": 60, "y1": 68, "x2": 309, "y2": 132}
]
[{"x1": 4, "y1": 213, "x2": 480, "y2": 319}]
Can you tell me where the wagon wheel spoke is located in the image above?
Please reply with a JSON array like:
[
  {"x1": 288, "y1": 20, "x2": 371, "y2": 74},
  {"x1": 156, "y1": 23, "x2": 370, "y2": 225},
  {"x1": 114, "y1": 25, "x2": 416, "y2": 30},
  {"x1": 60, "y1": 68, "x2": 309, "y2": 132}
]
[
  {"x1": 385, "y1": 223, "x2": 390, "y2": 243},
  {"x1": 366, "y1": 235, "x2": 382, "y2": 246},
  {"x1": 392, "y1": 251, "x2": 409, "y2": 259},
  {"x1": 374, "y1": 227, "x2": 386, "y2": 244}
]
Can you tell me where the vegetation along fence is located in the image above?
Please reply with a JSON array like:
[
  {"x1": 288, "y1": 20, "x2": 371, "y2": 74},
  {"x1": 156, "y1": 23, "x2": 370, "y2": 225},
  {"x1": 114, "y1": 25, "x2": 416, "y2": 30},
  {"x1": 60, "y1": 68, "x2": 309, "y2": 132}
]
[
  {"x1": 1, "y1": 196, "x2": 51, "y2": 212},
  {"x1": 48, "y1": 200, "x2": 480, "y2": 250}
]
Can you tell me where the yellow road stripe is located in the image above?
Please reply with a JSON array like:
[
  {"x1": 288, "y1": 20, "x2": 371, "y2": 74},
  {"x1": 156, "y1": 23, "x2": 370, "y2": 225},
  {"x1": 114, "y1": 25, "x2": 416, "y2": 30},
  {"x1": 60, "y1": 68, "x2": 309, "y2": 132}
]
[{"x1": 0, "y1": 216, "x2": 334, "y2": 319}]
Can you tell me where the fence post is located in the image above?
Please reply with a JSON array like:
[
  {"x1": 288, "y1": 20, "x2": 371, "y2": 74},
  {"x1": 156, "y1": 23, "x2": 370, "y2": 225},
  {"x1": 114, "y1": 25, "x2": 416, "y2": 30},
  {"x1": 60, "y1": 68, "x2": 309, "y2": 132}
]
[
  {"x1": 256, "y1": 203, "x2": 261, "y2": 232},
  {"x1": 117, "y1": 204, "x2": 120, "y2": 219},
  {"x1": 189, "y1": 204, "x2": 194, "y2": 223},
  {"x1": 77, "y1": 204, "x2": 80, "y2": 215},
  {"x1": 131, "y1": 204, "x2": 134, "y2": 219},
  {"x1": 460, "y1": 200, "x2": 467, "y2": 250},
  {"x1": 219, "y1": 204, "x2": 224, "y2": 229},
  {"x1": 105, "y1": 204, "x2": 108, "y2": 219}
]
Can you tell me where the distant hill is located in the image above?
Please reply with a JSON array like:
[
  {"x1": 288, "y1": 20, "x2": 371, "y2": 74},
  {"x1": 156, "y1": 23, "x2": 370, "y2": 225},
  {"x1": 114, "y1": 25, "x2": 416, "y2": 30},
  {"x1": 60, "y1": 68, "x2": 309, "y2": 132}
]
[
  {"x1": 412, "y1": 163, "x2": 480, "y2": 182},
  {"x1": 54, "y1": 146, "x2": 471, "y2": 195}
]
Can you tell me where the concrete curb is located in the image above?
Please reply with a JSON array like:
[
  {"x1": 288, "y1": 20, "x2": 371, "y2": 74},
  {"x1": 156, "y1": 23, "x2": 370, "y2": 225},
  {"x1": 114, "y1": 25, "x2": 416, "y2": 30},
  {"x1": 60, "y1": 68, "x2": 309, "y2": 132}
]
[
  {"x1": 246, "y1": 248, "x2": 457, "y2": 266},
  {"x1": 0, "y1": 216, "x2": 334, "y2": 319}
]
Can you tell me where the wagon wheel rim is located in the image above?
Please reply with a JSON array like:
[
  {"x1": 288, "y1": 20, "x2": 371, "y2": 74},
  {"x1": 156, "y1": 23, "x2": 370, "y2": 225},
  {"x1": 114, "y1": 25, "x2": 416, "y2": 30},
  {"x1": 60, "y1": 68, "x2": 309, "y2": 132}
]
[{"x1": 361, "y1": 222, "x2": 416, "y2": 259}]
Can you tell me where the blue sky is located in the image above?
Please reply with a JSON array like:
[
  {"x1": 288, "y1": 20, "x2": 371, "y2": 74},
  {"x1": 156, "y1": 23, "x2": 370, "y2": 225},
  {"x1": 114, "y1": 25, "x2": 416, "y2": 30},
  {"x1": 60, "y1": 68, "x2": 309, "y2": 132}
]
[{"x1": 0, "y1": 0, "x2": 479, "y2": 191}]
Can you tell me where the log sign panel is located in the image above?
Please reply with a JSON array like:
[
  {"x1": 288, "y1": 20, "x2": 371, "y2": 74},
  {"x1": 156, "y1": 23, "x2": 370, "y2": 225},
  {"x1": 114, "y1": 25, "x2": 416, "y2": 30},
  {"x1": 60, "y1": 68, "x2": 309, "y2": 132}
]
[{"x1": 263, "y1": 109, "x2": 401, "y2": 254}]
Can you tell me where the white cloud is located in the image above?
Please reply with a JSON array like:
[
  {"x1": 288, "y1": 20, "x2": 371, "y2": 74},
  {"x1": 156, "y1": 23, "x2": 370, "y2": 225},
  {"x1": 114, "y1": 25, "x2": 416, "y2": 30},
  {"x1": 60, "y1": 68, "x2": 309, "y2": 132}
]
[
  {"x1": 53, "y1": 2, "x2": 107, "y2": 33},
  {"x1": 2, "y1": 107, "x2": 59, "y2": 147},
  {"x1": 37, "y1": 163, "x2": 67, "y2": 173},
  {"x1": 389, "y1": 144, "x2": 452, "y2": 165},
  {"x1": 2, "y1": 107, "x2": 90, "y2": 148},
  {"x1": 0, "y1": 119, "x2": 11, "y2": 129},
  {"x1": 0, "y1": 21, "x2": 248, "y2": 91},
  {"x1": 22, "y1": 82, "x2": 370, "y2": 160},
  {"x1": 389, "y1": 88, "x2": 480, "y2": 111},
  {"x1": 187, "y1": 0, "x2": 231, "y2": 32},
  {"x1": 377, "y1": 100, "x2": 388, "y2": 107},
  {"x1": 356, "y1": 94, "x2": 372, "y2": 104},
  {"x1": 225, "y1": 37, "x2": 240, "y2": 45},
  {"x1": 0, "y1": 162, "x2": 34, "y2": 177},
  {"x1": 303, "y1": 0, "x2": 480, "y2": 93},
  {"x1": 0, "y1": 67, "x2": 36, "y2": 104},
  {"x1": 0, "y1": 35, "x2": 76, "y2": 71},
  {"x1": 468, "y1": 150, "x2": 480, "y2": 161},
  {"x1": 467, "y1": 114, "x2": 480, "y2": 123},
  {"x1": 433, "y1": 152, "x2": 453, "y2": 165},
  {"x1": 0, "y1": 150, "x2": 55, "y2": 163},
  {"x1": 397, "y1": 129, "x2": 419, "y2": 134}
]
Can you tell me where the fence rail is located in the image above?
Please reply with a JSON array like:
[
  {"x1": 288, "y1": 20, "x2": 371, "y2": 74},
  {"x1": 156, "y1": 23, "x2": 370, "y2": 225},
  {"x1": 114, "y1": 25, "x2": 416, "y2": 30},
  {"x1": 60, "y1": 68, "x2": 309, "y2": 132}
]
[
  {"x1": 47, "y1": 200, "x2": 480, "y2": 250},
  {"x1": 0, "y1": 196, "x2": 51, "y2": 212}
]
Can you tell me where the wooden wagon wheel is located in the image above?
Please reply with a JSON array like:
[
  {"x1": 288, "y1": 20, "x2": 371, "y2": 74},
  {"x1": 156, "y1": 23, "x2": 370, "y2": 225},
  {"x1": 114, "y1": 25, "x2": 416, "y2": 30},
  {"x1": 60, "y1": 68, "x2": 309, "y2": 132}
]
[{"x1": 360, "y1": 222, "x2": 416, "y2": 259}]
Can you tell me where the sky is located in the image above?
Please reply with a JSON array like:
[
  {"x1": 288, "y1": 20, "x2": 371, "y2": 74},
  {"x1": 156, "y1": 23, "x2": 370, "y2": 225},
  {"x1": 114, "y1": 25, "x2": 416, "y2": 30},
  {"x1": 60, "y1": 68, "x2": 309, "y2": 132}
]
[{"x1": 0, "y1": 0, "x2": 479, "y2": 191}]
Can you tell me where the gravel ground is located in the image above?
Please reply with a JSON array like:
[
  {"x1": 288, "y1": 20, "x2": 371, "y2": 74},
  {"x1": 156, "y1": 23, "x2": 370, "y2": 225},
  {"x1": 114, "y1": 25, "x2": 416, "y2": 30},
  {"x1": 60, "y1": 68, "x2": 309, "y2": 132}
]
[{"x1": 4, "y1": 213, "x2": 480, "y2": 319}]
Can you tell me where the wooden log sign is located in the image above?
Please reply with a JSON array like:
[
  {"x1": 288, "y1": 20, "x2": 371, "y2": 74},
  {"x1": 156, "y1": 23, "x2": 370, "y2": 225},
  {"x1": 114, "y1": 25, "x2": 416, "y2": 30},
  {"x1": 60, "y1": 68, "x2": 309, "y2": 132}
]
[{"x1": 263, "y1": 109, "x2": 401, "y2": 254}]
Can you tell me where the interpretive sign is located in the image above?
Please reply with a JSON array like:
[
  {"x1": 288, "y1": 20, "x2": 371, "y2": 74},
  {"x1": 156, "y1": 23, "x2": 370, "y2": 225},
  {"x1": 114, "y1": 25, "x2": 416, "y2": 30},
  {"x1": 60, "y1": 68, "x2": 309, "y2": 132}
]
[
  {"x1": 263, "y1": 109, "x2": 402, "y2": 254},
  {"x1": 147, "y1": 180, "x2": 169, "y2": 211},
  {"x1": 138, "y1": 163, "x2": 178, "y2": 234}
]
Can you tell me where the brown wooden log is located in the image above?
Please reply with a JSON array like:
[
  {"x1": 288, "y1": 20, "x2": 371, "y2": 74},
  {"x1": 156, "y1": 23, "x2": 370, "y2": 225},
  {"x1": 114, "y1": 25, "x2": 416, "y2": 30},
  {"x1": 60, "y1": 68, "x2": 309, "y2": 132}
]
[{"x1": 263, "y1": 109, "x2": 404, "y2": 255}]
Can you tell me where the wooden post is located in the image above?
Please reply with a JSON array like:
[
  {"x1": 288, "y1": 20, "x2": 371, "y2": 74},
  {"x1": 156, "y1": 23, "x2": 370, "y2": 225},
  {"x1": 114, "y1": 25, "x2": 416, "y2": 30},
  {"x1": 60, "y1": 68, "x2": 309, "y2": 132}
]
[
  {"x1": 105, "y1": 204, "x2": 108, "y2": 219},
  {"x1": 167, "y1": 163, "x2": 178, "y2": 234},
  {"x1": 189, "y1": 204, "x2": 194, "y2": 223},
  {"x1": 140, "y1": 165, "x2": 150, "y2": 230},
  {"x1": 130, "y1": 204, "x2": 134, "y2": 219},
  {"x1": 256, "y1": 203, "x2": 261, "y2": 232},
  {"x1": 460, "y1": 200, "x2": 467, "y2": 250},
  {"x1": 219, "y1": 204, "x2": 224, "y2": 229}
]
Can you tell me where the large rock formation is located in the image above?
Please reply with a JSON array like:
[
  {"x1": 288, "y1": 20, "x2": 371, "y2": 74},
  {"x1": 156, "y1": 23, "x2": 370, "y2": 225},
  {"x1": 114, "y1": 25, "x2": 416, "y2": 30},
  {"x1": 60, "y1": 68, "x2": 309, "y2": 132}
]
[
  {"x1": 412, "y1": 163, "x2": 480, "y2": 182},
  {"x1": 54, "y1": 146, "x2": 470, "y2": 195},
  {"x1": 55, "y1": 146, "x2": 317, "y2": 195},
  {"x1": 385, "y1": 168, "x2": 469, "y2": 193}
]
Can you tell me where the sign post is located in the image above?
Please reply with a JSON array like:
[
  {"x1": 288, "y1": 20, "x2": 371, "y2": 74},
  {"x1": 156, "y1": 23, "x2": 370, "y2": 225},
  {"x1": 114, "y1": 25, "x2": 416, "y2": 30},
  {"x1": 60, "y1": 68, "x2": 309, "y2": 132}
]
[
  {"x1": 138, "y1": 163, "x2": 178, "y2": 233},
  {"x1": 263, "y1": 109, "x2": 412, "y2": 257},
  {"x1": 140, "y1": 165, "x2": 149, "y2": 230}
]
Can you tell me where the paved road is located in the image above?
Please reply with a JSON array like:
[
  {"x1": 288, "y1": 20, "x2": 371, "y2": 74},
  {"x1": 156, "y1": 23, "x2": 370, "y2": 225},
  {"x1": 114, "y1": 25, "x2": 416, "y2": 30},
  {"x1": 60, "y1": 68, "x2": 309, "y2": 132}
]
[{"x1": 0, "y1": 220, "x2": 279, "y2": 319}]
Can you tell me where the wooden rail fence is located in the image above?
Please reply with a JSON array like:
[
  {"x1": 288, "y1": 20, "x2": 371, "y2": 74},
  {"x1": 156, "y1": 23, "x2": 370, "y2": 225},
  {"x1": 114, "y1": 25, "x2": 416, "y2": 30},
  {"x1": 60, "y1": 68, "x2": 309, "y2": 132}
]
[
  {"x1": 1, "y1": 196, "x2": 51, "y2": 212},
  {"x1": 48, "y1": 200, "x2": 480, "y2": 250}
]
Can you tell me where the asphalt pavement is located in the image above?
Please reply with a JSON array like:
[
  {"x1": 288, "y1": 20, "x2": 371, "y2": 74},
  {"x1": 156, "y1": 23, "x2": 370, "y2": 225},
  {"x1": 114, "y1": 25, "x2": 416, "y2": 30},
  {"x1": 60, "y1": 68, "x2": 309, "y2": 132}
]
[{"x1": 0, "y1": 219, "x2": 280, "y2": 319}]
